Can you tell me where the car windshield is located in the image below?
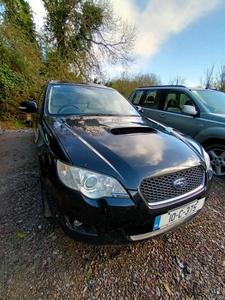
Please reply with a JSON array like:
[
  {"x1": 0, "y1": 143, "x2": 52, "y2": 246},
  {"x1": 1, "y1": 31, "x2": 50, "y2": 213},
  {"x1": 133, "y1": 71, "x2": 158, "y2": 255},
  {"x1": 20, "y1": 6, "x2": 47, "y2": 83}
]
[
  {"x1": 48, "y1": 84, "x2": 139, "y2": 116},
  {"x1": 192, "y1": 89, "x2": 225, "y2": 114}
]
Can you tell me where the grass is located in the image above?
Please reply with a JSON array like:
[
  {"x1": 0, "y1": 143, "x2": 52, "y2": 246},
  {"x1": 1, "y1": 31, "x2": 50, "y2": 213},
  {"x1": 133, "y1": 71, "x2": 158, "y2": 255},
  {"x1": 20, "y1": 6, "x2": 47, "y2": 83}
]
[{"x1": 1, "y1": 120, "x2": 32, "y2": 130}]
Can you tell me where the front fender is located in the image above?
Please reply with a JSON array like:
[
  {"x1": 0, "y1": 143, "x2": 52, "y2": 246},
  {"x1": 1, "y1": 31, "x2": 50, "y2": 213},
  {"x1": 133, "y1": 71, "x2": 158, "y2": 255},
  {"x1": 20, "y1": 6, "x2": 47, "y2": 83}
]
[{"x1": 195, "y1": 127, "x2": 225, "y2": 144}]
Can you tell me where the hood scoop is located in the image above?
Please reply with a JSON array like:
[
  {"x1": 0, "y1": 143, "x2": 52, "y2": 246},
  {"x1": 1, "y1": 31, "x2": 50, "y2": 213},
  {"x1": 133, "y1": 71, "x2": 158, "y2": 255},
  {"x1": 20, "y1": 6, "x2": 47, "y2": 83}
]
[{"x1": 110, "y1": 126, "x2": 157, "y2": 135}]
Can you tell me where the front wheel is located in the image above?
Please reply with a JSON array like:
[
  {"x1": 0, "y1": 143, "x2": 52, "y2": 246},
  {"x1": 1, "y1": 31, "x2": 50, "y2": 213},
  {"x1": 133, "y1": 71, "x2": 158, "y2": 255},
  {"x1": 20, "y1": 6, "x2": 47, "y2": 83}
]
[
  {"x1": 42, "y1": 187, "x2": 52, "y2": 218},
  {"x1": 40, "y1": 174, "x2": 52, "y2": 218},
  {"x1": 205, "y1": 144, "x2": 225, "y2": 178}
]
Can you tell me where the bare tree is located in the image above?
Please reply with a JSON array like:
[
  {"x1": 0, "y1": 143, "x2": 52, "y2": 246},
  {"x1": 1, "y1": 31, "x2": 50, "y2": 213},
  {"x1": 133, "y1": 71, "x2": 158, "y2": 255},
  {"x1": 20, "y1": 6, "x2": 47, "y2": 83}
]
[
  {"x1": 204, "y1": 65, "x2": 215, "y2": 88},
  {"x1": 200, "y1": 64, "x2": 225, "y2": 91},
  {"x1": 215, "y1": 65, "x2": 225, "y2": 91},
  {"x1": 168, "y1": 76, "x2": 187, "y2": 85}
]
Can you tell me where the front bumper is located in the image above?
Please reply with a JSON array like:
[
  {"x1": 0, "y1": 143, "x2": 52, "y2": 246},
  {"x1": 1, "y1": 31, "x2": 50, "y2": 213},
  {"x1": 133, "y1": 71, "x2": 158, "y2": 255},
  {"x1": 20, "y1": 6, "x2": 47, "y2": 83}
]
[{"x1": 43, "y1": 169, "x2": 213, "y2": 245}]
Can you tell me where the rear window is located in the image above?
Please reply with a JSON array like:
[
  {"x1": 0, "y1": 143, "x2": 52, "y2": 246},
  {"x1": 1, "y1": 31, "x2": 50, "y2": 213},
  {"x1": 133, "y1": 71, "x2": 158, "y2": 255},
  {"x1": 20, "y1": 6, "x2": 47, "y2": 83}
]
[
  {"x1": 142, "y1": 90, "x2": 159, "y2": 109},
  {"x1": 131, "y1": 89, "x2": 162, "y2": 109},
  {"x1": 131, "y1": 90, "x2": 144, "y2": 105}
]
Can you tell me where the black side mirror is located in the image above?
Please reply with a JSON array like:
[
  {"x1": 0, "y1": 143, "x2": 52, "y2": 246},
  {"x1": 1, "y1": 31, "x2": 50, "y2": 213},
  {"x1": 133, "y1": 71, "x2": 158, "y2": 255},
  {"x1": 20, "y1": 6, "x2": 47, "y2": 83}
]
[
  {"x1": 19, "y1": 101, "x2": 38, "y2": 113},
  {"x1": 136, "y1": 106, "x2": 143, "y2": 113}
]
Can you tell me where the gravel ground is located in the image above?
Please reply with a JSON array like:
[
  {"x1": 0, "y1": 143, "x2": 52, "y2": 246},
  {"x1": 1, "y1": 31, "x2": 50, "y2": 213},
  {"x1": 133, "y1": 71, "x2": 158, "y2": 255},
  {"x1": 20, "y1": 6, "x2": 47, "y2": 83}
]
[{"x1": 0, "y1": 130, "x2": 225, "y2": 300}]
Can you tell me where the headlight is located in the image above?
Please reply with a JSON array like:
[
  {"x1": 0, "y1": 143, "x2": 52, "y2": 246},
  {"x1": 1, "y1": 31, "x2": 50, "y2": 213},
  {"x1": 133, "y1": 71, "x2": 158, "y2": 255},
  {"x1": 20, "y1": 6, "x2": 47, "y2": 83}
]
[
  {"x1": 203, "y1": 149, "x2": 211, "y2": 170},
  {"x1": 185, "y1": 138, "x2": 211, "y2": 170},
  {"x1": 186, "y1": 138, "x2": 202, "y2": 154},
  {"x1": 57, "y1": 160, "x2": 129, "y2": 199}
]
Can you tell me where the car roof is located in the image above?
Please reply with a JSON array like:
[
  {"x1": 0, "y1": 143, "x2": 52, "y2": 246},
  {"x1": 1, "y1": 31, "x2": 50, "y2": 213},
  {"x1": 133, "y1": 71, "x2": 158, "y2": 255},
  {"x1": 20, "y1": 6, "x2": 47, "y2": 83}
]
[
  {"x1": 135, "y1": 85, "x2": 220, "y2": 92},
  {"x1": 136, "y1": 85, "x2": 186, "y2": 89},
  {"x1": 48, "y1": 80, "x2": 112, "y2": 90}
]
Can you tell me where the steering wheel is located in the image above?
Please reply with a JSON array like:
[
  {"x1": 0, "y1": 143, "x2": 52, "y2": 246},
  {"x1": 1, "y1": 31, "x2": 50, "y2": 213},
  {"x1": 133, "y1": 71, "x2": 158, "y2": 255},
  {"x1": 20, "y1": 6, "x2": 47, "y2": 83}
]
[{"x1": 58, "y1": 105, "x2": 80, "y2": 114}]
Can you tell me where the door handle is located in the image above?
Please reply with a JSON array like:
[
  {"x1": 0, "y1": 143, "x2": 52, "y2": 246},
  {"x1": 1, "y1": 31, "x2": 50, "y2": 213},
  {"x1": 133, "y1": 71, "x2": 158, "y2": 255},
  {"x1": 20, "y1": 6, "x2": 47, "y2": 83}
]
[{"x1": 159, "y1": 113, "x2": 166, "y2": 118}]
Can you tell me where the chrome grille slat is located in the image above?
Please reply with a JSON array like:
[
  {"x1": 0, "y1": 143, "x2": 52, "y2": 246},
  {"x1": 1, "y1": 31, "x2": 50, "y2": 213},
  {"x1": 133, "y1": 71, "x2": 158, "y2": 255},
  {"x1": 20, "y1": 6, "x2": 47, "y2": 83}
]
[{"x1": 140, "y1": 166, "x2": 204, "y2": 203}]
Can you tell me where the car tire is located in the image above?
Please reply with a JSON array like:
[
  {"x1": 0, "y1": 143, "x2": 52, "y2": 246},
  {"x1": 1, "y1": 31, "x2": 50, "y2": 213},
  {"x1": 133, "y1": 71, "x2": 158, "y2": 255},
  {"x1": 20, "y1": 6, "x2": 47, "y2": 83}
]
[
  {"x1": 205, "y1": 143, "x2": 225, "y2": 178},
  {"x1": 42, "y1": 187, "x2": 52, "y2": 218},
  {"x1": 40, "y1": 173, "x2": 52, "y2": 218}
]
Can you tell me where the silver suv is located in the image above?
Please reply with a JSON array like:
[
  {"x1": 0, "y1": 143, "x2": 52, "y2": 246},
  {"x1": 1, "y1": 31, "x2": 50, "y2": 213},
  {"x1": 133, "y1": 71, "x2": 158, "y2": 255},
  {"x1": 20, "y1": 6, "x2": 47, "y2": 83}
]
[{"x1": 129, "y1": 85, "x2": 225, "y2": 178}]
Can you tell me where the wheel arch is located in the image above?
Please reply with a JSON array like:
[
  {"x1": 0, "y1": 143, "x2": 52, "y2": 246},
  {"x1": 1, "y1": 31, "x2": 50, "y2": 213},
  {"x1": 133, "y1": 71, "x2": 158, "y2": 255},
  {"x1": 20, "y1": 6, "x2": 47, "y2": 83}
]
[
  {"x1": 201, "y1": 137, "x2": 225, "y2": 149},
  {"x1": 200, "y1": 138, "x2": 225, "y2": 178}
]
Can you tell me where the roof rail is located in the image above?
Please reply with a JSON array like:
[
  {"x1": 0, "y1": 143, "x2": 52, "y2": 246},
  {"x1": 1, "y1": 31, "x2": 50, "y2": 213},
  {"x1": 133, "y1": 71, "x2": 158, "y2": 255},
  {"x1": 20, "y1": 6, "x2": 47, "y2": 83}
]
[{"x1": 137, "y1": 85, "x2": 186, "y2": 88}]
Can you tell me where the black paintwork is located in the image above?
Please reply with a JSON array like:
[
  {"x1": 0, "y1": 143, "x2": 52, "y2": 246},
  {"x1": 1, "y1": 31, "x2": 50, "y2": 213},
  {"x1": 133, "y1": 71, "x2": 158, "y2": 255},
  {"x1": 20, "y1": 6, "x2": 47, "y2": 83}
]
[
  {"x1": 19, "y1": 81, "x2": 213, "y2": 245},
  {"x1": 49, "y1": 115, "x2": 203, "y2": 188}
]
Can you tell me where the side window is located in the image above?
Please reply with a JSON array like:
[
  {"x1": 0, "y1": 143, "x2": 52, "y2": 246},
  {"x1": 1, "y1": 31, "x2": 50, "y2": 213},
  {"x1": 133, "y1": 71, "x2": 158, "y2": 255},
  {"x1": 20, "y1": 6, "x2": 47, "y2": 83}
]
[
  {"x1": 180, "y1": 93, "x2": 193, "y2": 106},
  {"x1": 163, "y1": 92, "x2": 192, "y2": 113},
  {"x1": 164, "y1": 93, "x2": 180, "y2": 112},
  {"x1": 142, "y1": 90, "x2": 160, "y2": 109},
  {"x1": 131, "y1": 91, "x2": 144, "y2": 105}
]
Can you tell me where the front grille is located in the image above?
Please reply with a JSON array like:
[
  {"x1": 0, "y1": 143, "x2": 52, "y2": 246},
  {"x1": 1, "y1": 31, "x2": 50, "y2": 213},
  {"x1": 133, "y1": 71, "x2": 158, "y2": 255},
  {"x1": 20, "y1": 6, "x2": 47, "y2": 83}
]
[{"x1": 140, "y1": 166, "x2": 204, "y2": 203}]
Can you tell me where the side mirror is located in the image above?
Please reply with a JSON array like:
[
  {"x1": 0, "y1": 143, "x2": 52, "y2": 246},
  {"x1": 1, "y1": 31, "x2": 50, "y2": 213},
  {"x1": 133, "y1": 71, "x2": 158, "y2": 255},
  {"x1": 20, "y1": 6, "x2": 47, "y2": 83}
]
[
  {"x1": 136, "y1": 106, "x2": 143, "y2": 113},
  {"x1": 19, "y1": 101, "x2": 38, "y2": 113},
  {"x1": 181, "y1": 105, "x2": 197, "y2": 116}
]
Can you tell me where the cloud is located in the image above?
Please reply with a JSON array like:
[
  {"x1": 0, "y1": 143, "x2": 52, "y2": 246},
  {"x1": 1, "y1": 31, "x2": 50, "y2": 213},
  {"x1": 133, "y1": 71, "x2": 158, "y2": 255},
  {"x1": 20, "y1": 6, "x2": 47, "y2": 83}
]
[
  {"x1": 28, "y1": 0, "x2": 222, "y2": 56},
  {"x1": 28, "y1": 0, "x2": 46, "y2": 29},
  {"x1": 28, "y1": 0, "x2": 222, "y2": 77},
  {"x1": 112, "y1": 0, "x2": 222, "y2": 58}
]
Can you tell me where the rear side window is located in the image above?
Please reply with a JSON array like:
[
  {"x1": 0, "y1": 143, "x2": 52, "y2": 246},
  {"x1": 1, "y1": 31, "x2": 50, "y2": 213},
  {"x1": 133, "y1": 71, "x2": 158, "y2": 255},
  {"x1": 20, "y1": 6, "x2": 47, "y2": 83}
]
[
  {"x1": 131, "y1": 89, "x2": 162, "y2": 108},
  {"x1": 142, "y1": 90, "x2": 159, "y2": 108},
  {"x1": 131, "y1": 90, "x2": 144, "y2": 105}
]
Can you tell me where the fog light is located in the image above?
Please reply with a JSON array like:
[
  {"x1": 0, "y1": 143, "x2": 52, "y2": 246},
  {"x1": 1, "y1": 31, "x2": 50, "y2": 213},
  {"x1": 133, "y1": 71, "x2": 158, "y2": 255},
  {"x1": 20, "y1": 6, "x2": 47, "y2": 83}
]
[
  {"x1": 73, "y1": 220, "x2": 83, "y2": 227},
  {"x1": 72, "y1": 219, "x2": 98, "y2": 235}
]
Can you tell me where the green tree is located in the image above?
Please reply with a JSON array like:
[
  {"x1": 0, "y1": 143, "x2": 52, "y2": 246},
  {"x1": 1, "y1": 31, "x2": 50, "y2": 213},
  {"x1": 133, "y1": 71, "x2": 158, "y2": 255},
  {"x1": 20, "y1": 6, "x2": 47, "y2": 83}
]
[
  {"x1": 42, "y1": 0, "x2": 136, "y2": 79},
  {"x1": 0, "y1": 0, "x2": 137, "y2": 121},
  {"x1": 1, "y1": 0, "x2": 36, "y2": 41},
  {"x1": 0, "y1": 0, "x2": 44, "y2": 120},
  {"x1": 109, "y1": 73, "x2": 161, "y2": 98}
]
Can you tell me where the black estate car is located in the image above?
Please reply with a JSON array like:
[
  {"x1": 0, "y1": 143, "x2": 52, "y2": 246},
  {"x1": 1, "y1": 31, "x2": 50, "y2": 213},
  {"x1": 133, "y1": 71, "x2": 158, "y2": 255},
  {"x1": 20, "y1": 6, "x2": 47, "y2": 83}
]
[
  {"x1": 128, "y1": 85, "x2": 225, "y2": 178},
  {"x1": 19, "y1": 81, "x2": 213, "y2": 245}
]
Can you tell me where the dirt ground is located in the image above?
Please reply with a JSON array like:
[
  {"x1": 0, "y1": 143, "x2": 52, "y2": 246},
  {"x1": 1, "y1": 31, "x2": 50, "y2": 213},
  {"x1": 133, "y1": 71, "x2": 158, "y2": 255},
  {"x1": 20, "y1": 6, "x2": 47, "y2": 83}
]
[{"x1": 0, "y1": 130, "x2": 225, "y2": 300}]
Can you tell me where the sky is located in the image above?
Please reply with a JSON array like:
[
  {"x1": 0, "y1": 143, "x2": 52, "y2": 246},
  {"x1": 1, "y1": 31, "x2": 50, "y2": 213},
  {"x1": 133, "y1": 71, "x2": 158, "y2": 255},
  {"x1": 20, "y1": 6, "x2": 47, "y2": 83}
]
[{"x1": 28, "y1": 0, "x2": 225, "y2": 86}]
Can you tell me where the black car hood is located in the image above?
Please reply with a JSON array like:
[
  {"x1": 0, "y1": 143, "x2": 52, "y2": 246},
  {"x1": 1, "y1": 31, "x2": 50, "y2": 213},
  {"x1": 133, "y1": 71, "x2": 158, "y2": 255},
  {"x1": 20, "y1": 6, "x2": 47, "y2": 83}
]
[{"x1": 49, "y1": 115, "x2": 203, "y2": 189}]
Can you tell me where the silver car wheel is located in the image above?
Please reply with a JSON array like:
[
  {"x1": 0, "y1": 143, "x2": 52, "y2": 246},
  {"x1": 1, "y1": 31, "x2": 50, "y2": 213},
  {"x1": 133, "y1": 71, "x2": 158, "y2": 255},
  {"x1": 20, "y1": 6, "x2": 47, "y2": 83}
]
[{"x1": 205, "y1": 144, "x2": 225, "y2": 177}]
